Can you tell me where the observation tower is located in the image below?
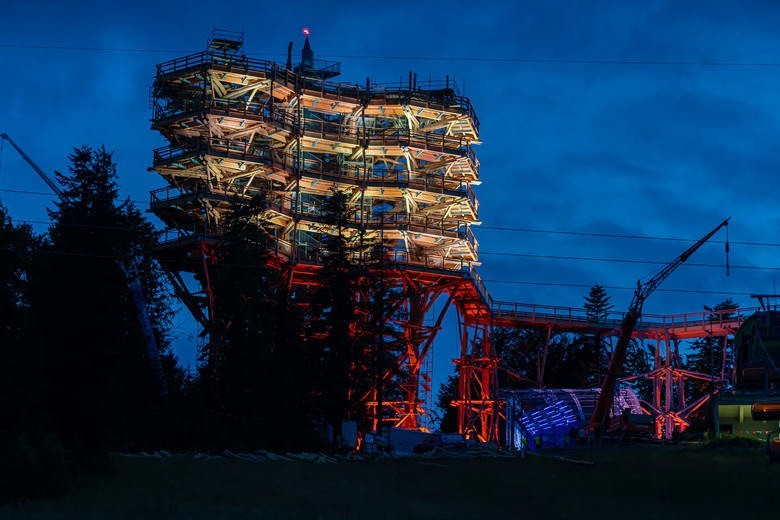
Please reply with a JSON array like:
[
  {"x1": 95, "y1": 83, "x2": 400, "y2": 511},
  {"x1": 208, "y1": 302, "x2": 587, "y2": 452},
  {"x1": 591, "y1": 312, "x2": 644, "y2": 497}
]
[{"x1": 148, "y1": 30, "x2": 497, "y2": 440}]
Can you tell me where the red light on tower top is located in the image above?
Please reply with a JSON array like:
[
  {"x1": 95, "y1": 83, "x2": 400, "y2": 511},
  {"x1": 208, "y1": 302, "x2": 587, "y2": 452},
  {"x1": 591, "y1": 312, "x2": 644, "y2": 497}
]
[{"x1": 302, "y1": 27, "x2": 310, "y2": 36}]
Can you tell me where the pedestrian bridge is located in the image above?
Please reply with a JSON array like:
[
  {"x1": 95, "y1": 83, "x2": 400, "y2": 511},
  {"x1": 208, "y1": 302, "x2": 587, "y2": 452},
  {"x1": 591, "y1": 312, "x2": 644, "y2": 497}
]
[{"x1": 491, "y1": 301, "x2": 758, "y2": 339}]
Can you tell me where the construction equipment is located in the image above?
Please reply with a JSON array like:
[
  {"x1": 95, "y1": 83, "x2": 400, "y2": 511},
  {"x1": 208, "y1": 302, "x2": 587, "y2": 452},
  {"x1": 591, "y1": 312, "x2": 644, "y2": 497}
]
[
  {"x1": 589, "y1": 218, "x2": 731, "y2": 435},
  {"x1": 0, "y1": 133, "x2": 168, "y2": 396}
]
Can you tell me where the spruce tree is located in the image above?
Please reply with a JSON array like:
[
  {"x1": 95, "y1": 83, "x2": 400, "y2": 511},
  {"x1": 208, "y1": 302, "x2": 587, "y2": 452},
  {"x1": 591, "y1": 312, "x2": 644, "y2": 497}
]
[
  {"x1": 584, "y1": 284, "x2": 613, "y2": 322},
  {"x1": 26, "y1": 146, "x2": 177, "y2": 464},
  {"x1": 311, "y1": 190, "x2": 403, "y2": 444},
  {"x1": 686, "y1": 299, "x2": 739, "y2": 395},
  {"x1": 195, "y1": 193, "x2": 317, "y2": 450},
  {"x1": 583, "y1": 284, "x2": 614, "y2": 385},
  {"x1": 0, "y1": 201, "x2": 38, "y2": 429},
  {"x1": 435, "y1": 374, "x2": 459, "y2": 432}
]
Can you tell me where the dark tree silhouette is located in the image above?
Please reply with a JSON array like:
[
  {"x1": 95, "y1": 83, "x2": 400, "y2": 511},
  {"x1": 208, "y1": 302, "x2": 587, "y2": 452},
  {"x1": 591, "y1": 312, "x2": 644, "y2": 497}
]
[
  {"x1": 0, "y1": 201, "x2": 38, "y2": 429},
  {"x1": 435, "y1": 374, "x2": 459, "y2": 432},
  {"x1": 684, "y1": 298, "x2": 739, "y2": 431},
  {"x1": 584, "y1": 284, "x2": 613, "y2": 322},
  {"x1": 26, "y1": 146, "x2": 178, "y2": 466},
  {"x1": 191, "y1": 193, "x2": 318, "y2": 450},
  {"x1": 310, "y1": 191, "x2": 374, "y2": 444}
]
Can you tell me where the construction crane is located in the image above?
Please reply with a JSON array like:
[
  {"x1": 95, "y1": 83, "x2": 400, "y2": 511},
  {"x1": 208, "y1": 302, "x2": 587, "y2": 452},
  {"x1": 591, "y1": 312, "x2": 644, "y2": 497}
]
[
  {"x1": 589, "y1": 217, "x2": 731, "y2": 434},
  {"x1": 0, "y1": 133, "x2": 168, "y2": 396}
]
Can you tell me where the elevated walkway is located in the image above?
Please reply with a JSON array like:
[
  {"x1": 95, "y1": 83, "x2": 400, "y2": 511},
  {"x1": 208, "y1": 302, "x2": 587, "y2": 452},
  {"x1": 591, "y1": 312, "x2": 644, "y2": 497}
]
[{"x1": 491, "y1": 300, "x2": 756, "y2": 339}]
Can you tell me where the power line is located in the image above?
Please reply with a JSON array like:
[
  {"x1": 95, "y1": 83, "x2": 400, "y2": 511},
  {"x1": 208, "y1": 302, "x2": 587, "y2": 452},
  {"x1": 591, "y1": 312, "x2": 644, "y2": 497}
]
[
  {"x1": 0, "y1": 187, "x2": 150, "y2": 205},
  {"x1": 479, "y1": 251, "x2": 775, "y2": 271},
  {"x1": 7, "y1": 212, "x2": 780, "y2": 272},
  {"x1": 1, "y1": 188, "x2": 771, "y2": 246},
  {"x1": 321, "y1": 54, "x2": 780, "y2": 68},
  {"x1": 2, "y1": 211, "x2": 758, "y2": 297},
  {"x1": 482, "y1": 279, "x2": 754, "y2": 297},
  {"x1": 10, "y1": 218, "x2": 766, "y2": 271},
  {"x1": 14, "y1": 218, "x2": 139, "y2": 232},
  {"x1": 17, "y1": 243, "x2": 756, "y2": 298},
  {"x1": 479, "y1": 225, "x2": 777, "y2": 247},
  {"x1": 0, "y1": 43, "x2": 194, "y2": 54},
  {"x1": 2, "y1": 42, "x2": 780, "y2": 68}
]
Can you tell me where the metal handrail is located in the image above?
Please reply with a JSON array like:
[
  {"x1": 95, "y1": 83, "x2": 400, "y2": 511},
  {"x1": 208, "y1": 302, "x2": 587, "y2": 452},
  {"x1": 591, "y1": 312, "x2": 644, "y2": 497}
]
[
  {"x1": 154, "y1": 51, "x2": 479, "y2": 132},
  {"x1": 157, "y1": 222, "x2": 478, "y2": 274},
  {"x1": 150, "y1": 183, "x2": 479, "y2": 248},
  {"x1": 151, "y1": 141, "x2": 479, "y2": 210},
  {"x1": 490, "y1": 301, "x2": 760, "y2": 331}
]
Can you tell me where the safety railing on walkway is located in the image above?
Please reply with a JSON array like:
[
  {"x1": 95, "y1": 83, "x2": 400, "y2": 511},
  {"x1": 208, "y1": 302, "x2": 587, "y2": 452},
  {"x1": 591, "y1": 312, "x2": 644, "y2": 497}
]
[{"x1": 491, "y1": 301, "x2": 760, "y2": 334}]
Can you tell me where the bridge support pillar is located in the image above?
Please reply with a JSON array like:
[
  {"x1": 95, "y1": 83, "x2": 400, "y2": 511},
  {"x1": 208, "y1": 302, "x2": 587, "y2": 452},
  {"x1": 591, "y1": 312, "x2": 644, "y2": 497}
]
[{"x1": 454, "y1": 309, "x2": 499, "y2": 443}]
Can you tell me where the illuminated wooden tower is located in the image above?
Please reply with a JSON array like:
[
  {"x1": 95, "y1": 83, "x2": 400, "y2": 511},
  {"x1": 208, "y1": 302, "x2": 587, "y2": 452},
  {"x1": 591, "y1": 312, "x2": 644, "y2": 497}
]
[{"x1": 149, "y1": 30, "x2": 497, "y2": 439}]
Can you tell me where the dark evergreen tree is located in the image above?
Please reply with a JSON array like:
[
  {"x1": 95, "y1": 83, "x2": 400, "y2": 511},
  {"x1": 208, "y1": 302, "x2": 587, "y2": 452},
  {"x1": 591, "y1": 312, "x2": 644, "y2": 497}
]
[
  {"x1": 686, "y1": 298, "x2": 738, "y2": 383},
  {"x1": 193, "y1": 193, "x2": 318, "y2": 450},
  {"x1": 26, "y1": 146, "x2": 178, "y2": 466},
  {"x1": 685, "y1": 298, "x2": 739, "y2": 424},
  {"x1": 582, "y1": 284, "x2": 614, "y2": 384},
  {"x1": 623, "y1": 339, "x2": 653, "y2": 401},
  {"x1": 0, "y1": 202, "x2": 38, "y2": 429},
  {"x1": 493, "y1": 327, "x2": 546, "y2": 387},
  {"x1": 363, "y1": 243, "x2": 404, "y2": 433},
  {"x1": 583, "y1": 284, "x2": 613, "y2": 322},
  {"x1": 435, "y1": 374, "x2": 459, "y2": 432},
  {"x1": 310, "y1": 190, "x2": 386, "y2": 444}
]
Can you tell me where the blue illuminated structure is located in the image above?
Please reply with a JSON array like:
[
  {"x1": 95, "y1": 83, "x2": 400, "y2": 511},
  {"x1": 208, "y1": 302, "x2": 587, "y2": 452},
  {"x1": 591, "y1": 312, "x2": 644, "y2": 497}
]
[
  {"x1": 504, "y1": 387, "x2": 644, "y2": 450},
  {"x1": 517, "y1": 400, "x2": 578, "y2": 450}
]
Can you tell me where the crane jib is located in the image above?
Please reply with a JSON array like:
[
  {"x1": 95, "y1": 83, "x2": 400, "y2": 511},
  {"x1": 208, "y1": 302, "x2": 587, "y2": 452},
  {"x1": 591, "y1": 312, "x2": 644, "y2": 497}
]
[{"x1": 588, "y1": 217, "x2": 731, "y2": 434}]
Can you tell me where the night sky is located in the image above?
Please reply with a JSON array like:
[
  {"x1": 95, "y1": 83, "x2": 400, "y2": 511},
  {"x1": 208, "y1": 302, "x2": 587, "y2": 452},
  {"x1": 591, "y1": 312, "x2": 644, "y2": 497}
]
[{"x1": 3, "y1": 1, "x2": 780, "y2": 402}]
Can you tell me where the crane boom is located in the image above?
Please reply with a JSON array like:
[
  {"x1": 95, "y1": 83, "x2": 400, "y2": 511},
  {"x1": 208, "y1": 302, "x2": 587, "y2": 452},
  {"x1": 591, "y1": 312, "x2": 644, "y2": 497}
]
[
  {"x1": 1, "y1": 133, "x2": 168, "y2": 396},
  {"x1": 589, "y1": 217, "x2": 730, "y2": 433},
  {"x1": 1, "y1": 134, "x2": 64, "y2": 199}
]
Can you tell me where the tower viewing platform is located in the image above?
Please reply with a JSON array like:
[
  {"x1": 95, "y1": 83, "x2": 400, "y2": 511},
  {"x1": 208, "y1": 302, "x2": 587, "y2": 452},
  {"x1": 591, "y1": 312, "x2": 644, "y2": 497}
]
[{"x1": 149, "y1": 30, "x2": 482, "y2": 278}]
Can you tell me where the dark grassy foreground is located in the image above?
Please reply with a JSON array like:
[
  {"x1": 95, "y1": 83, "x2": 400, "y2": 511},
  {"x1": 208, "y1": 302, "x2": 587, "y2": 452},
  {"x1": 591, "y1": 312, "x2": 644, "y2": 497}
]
[{"x1": 2, "y1": 445, "x2": 779, "y2": 519}]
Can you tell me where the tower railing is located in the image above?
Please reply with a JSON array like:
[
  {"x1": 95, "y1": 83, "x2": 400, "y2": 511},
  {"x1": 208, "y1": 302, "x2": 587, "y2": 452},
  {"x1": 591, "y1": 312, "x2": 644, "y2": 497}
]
[
  {"x1": 156, "y1": 221, "x2": 479, "y2": 274},
  {"x1": 152, "y1": 141, "x2": 479, "y2": 206},
  {"x1": 150, "y1": 184, "x2": 479, "y2": 250},
  {"x1": 155, "y1": 52, "x2": 478, "y2": 131}
]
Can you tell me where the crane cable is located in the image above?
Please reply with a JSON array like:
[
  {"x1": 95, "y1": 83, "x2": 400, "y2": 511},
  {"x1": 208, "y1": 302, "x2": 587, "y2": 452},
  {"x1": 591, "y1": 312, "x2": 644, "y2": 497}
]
[{"x1": 725, "y1": 223, "x2": 730, "y2": 276}]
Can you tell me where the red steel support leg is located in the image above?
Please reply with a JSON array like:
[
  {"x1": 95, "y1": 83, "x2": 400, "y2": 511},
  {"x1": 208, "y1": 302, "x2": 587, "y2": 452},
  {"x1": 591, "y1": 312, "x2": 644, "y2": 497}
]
[{"x1": 455, "y1": 305, "x2": 499, "y2": 443}]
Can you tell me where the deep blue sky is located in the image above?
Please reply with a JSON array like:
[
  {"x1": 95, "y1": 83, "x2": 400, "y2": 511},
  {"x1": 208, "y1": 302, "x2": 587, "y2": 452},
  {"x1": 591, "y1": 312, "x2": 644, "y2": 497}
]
[{"x1": 3, "y1": 1, "x2": 780, "y2": 402}]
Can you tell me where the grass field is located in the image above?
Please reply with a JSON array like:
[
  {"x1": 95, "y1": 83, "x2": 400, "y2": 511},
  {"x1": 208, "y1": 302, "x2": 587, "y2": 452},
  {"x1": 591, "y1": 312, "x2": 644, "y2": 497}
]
[{"x1": 3, "y1": 445, "x2": 779, "y2": 519}]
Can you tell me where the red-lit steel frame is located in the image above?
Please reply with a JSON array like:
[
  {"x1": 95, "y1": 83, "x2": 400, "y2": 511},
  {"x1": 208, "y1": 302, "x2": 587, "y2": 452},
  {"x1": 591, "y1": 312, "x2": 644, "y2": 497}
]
[
  {"x1": 291, "y1": 262, "x2": 498, "y2": 439},
  {"x1": 493, "y1": 302, "x2": 753, "y2": 439},
  {"x1": 156, "y1": 233, "x2": 498, "y2": 439}
]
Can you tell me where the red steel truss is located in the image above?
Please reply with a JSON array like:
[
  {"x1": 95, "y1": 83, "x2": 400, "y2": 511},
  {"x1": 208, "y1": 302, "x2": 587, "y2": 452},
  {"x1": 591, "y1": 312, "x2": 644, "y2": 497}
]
[{"x1": 492, "y1": 301, "x2": 757, "y2": 439}]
